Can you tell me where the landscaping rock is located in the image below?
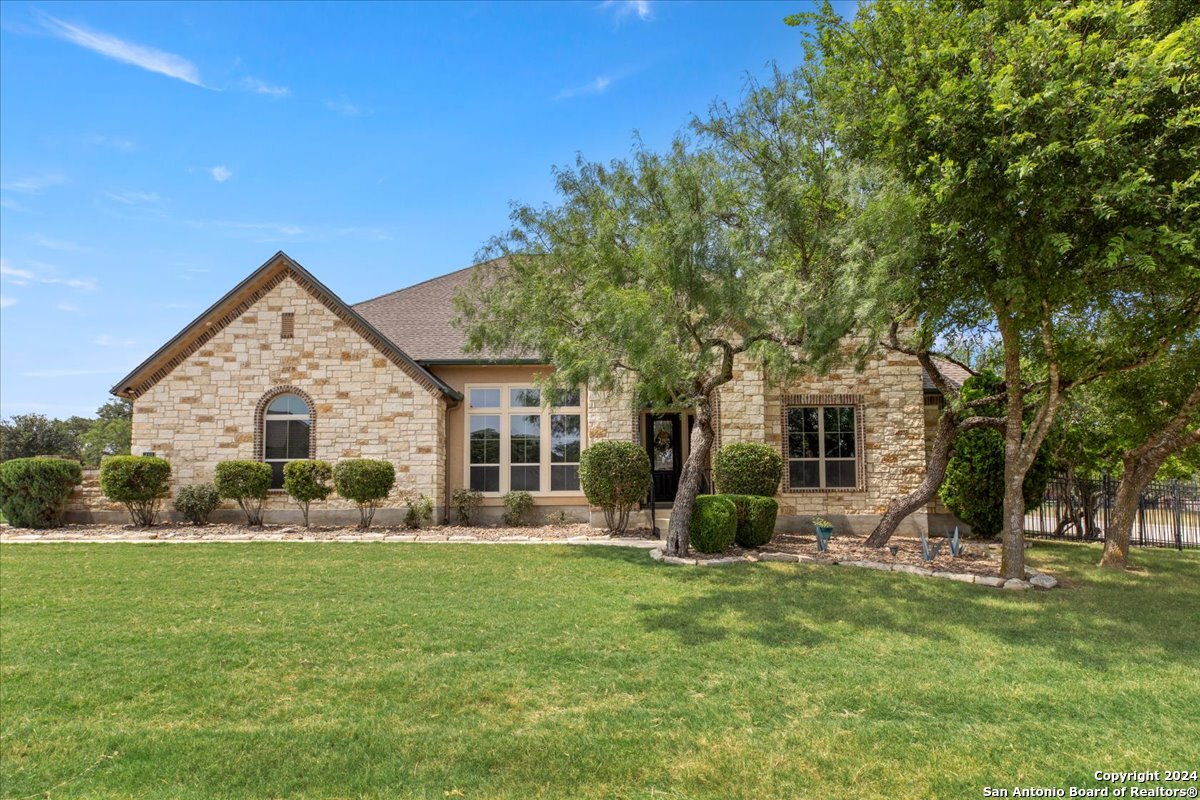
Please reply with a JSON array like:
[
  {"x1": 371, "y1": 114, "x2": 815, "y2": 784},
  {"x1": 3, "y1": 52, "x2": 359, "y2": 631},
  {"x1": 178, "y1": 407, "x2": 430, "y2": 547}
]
[
  {"x1": 758, "y1": 551, "x2": 799, "y2": 563},
  {"x1": 932, "y1": 571, "x2": 976, "y2": 583},
  {"x1": 649, "y1": 548, "x2": 665, "y2": 562},
  {"x1": 698, "y1": 556, "x2": 745, "y2": 566},
  {"x1": 1028, "y1": 573, "x2": 1058, "y2": 589},
  {"x1": 975, "y1": 576, "x2": 1005, "y2": 588},
  {"x1": 1003, "y1": 578, "x2": 1032, "y2": 590},
  {"x1": 662, "y1": 555, "x2": 697, "y2": 566},
  {"x1": 891, "y1": 564, "x2": 933, "y2": 577}
]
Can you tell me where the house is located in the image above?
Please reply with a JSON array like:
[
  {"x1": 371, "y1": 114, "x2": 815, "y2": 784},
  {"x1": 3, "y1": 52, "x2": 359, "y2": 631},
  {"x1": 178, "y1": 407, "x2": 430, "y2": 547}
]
[{"x1": 91, "y1": 251, "x2": 967, "y2": 531}]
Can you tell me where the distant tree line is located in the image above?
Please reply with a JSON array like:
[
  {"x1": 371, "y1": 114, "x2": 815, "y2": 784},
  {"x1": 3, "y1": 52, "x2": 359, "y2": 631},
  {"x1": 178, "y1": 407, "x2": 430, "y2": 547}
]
[{"x1": 0, "y1": 399, "x2": 132, "y2": 466}]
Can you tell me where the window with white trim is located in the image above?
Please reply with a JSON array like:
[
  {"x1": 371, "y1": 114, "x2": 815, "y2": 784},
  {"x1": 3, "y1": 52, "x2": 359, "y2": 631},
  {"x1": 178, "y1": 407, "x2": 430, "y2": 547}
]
[
  {"x1": 264, "y1": 393, "x2": 311, "y2": 489},
  {"x1": 467, "y1": 385, "x2": 584, "y2": 494},
  {"x1": 786, "y1": 405, "x2": 858, "y2": 489}
]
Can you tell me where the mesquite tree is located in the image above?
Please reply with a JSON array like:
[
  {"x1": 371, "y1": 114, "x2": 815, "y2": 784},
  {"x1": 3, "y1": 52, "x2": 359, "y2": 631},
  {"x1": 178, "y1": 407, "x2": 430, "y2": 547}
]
[
  {"x1": 808, "y1": 0, "x2": 1200, "y2": 578},
  {"x1": 458, "y1": 76, "x2": 852, "y2": 555}
]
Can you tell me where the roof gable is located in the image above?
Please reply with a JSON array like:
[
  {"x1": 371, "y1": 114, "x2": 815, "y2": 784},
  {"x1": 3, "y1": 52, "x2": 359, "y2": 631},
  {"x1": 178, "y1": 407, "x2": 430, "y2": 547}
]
[{"x1": 111, "y1": 252, "x2": 460, "y2": 401}]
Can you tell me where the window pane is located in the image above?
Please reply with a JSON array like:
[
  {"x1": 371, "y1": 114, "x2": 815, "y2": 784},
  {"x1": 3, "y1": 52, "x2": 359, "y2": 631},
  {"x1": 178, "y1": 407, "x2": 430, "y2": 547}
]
[
  {"x1": 470, "y1": 415, "x2": 500, "y2": 464},
  {"x1": 789, "y1": 460, "x2": 819, "y2": 488},
  {"x1": 510, "y1": 387, "x2": 540, "y2": 408},
  {"x1": 826, "y1": 459, "x2": 857, "y2": 488},
  {"x1": 510, "y1": 465, "x2": 540, "y2": 492},
  {"x1": 469, "y1": 388, "x2": 500, "y2": 409},
  {"x1": 823, "y1": 406, "x2": 856, "y2": 458},
  {"x1": 551, "y1": 464, "x2": 580, "y2": 491},
  {"x1": 269, "y1": 461, "x2": 285, "y2": 490},
  {"x1": 510, "y1": 414, "x2": 541, "y2": 464},
  {"x1": 550, "y1": 414, "x2": 581, "y2": 463},
  {"x1": 267, "y1": 393, "x2": 308, "y2": 415},
  {"x1": 265, "y1": 420, "x2": 289, "y2": 459},
  {"x1": 287, "y1": 420, "x2": 310, "y2": 459},
  {"x1": 787, "y1": 407, "x2": 819, "y2": 458},
  {"x1": 551, "y1": 387, "x2": 581, "y2": 407},
  {"x1": 470, "y1": 465, "x2": 500, "y2": 492}
]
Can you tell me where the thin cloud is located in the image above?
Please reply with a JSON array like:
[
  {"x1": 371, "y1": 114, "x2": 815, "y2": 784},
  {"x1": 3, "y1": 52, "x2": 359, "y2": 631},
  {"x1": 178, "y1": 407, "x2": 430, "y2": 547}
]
[
  {"x1": 238, "y1": 77, "x2": 289, "y2": 97},
  {"x1": 326, "y1": 96, "x2": 363, "y2": 117},
  {"x1": 210, "y1": 166, "x2": 233, "y2": 182},
  {"x1": 0, "y1": 198, "x2": 28, "y2": 211},
  {"x1": 1, "y1": 174, "x2": 66, "y2": 193},
  {"x1": 0, "y1": 257, "x2": 97, "y2": 291},
  {"x1": 55, "y1": 301, "x2": 81, "y2": 312},
  {"x1": 0, "y1": 296, "x2": 16, "y2": 309},
  {"x1": 212, "y1": 220, "x2": 303, "y2": 236},
  {"x1": 555, "y1": 74, "x2": 614, "y2": 100},
  {"x1": 83, "y1": 134, "x2": 137, "y2": 152},
  {"x1": 30, "y1": 234, "x2": 91, "y2": 254},
  {"x1": 104, "y1": 190, "x2": 160, "y2": 205},
  {"x1": 599, "y1": 0, "x2": 653, "y2": 23},
  {"x1": 39, "y1": 13, "x2": 206, "y2": 87}
]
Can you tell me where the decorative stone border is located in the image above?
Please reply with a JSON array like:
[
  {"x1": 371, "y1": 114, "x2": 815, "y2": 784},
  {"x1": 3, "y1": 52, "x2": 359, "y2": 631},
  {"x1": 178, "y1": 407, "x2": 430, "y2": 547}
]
[
  {"x1": 0, "y1": 530, "x2": 661, "y2": 548},
  {"x1": 648, "y1": 547, "x2": 1059, "y2": 589}
]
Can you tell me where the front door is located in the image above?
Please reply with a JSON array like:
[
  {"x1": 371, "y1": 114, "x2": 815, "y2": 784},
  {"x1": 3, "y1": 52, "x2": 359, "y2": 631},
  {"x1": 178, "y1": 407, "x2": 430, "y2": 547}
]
[{"x1": 647, "y1": 413, "x2": 682, "y2": 503}]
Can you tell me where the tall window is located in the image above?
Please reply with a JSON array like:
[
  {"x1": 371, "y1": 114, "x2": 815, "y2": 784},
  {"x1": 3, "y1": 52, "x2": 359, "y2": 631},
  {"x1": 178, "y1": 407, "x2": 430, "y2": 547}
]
[
  {"x1": 786, "y1": 405, "x2": 858, "y2": 490},
  {"x1": 264, "y1": 393, "x2": 311, "y2": 488},
  {"x1": 467, "y1": 385, "x2": 583, "y2": 494}
]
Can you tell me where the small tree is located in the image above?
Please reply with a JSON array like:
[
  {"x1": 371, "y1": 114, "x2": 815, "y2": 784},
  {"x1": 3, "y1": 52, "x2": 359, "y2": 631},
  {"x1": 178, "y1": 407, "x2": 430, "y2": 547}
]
[
  {"x1": 404, "y1": 494, "x2": 434, "y2": 529},
  {"x1": 0, "y1": 457, "x2": 83, "y2": 528},
  {"x1": 0, "y1": 414, "x2": 80, "y2": 461},
  {"x1": 451, "y1": 488, "x2": 483, "y2": 526},
  {"x1": 712, "y1": 442, "x2": 782, "y2": 497},
  {"x1": 282, "y1": 459, "x2": 333, "y2": 527},
  {"x1": 502, "y1": 491, "x2": 534, "y2": 526},
  {"x1": 214, "y1": 461, "x2": 272, "y2": 526},
  {"x1": 332, "y1": 459, "x2": 395, "y2": 529},
  {"x1": 173, "y1": 484, "x2": 220, "y2": 526},
  {"x1": 579, "y1": 441, "x2": 652, "y2": 533},
  {"x1": 99, "y1": 455, "x2": 171, "y2": 527}
]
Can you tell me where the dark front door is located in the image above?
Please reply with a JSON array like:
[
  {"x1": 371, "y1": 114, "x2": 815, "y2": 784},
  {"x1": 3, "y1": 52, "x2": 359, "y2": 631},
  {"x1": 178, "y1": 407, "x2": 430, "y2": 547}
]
[{"x1": 647, "y1": 413, "x2": 682, "y2": 503}]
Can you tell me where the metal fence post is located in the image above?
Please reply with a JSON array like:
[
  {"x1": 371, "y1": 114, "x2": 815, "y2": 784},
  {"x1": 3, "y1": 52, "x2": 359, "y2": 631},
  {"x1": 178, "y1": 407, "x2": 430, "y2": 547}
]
[{"x1": 1174, "y1": 480, "x2": 1184, "y2": 552}]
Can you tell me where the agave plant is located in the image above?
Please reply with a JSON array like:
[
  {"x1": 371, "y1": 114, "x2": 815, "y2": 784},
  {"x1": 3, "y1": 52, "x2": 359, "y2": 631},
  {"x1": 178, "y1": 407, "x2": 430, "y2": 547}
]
[
  {"x1": 918, "y1": 530, "x2": 943, "y2": 562},
  {"x1": 947, "y1": 526, "x2": 963, "y2": 558}
]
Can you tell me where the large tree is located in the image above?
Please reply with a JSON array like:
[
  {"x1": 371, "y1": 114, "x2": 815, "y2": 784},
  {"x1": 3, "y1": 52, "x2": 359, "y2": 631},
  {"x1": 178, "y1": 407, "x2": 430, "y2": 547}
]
[
  {"x1": 458, "y1": 74, "x2": 854, "y2": 555},
  {"x1": 807, "y1": 0, "x2": 1200, "y2": 578}
]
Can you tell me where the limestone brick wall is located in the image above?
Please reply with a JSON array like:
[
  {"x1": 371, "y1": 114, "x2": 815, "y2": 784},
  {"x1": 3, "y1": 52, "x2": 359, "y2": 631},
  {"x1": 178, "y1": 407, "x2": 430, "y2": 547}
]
[
  {"x1": 587, "y1": 373, "x2": 639, "y2": 445},
  {"x1": 715, "y1": 352, "x2": 768, "y2": 445},
  {"x1": 64, "y1": 469, "x2": 124, "y2": 522},
  {"x1": 129, "y1": 275, "x2": 446, "y2": 522}
]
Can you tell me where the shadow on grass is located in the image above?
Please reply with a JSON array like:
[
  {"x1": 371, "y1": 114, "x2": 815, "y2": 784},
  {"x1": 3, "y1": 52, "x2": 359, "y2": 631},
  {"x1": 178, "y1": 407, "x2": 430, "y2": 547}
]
[{"x1": 553, "y1": 540, "x2": 1200, "y2": 669}]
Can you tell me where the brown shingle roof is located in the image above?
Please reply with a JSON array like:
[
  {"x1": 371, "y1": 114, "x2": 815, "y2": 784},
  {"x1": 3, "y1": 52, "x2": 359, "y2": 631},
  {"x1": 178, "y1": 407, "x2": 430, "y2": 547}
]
[
  {"x1": 352, "y1": 261, "x2": 530, "y2": 362},
  {"x1": 356, "y1": 262, "x2": 974, "y2": 394}
]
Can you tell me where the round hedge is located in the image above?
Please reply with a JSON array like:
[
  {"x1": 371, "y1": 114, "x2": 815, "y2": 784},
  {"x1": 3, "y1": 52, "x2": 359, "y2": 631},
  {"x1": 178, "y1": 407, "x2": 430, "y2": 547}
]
[
  {"x1": 173, "y1": 484, "x2": 220, "y2": 526},
  {"x1": 688, "y1": 495, "x2": 737, "y2": 553},
  {"x1": 724, "y1": 494, "x2": 779, "y2": 548},
  {"x1": 0, "y1": 457, "x2": 83, "y2": 528},
  {"x1": 579, "y1": 441, "x2": 651, "y2": 532},
  {"x1": 333, "y1": 459, "x2": 395, "y2": 529},
  {"x1": 100, "y1": 455, "x2": 171, "y2": 527},
  {"x1": 214, "y1": 460, "x2": 273, "y2": 526},
  {"x1": 712, "y1": 442, "x2": 782, "y2": 497}
]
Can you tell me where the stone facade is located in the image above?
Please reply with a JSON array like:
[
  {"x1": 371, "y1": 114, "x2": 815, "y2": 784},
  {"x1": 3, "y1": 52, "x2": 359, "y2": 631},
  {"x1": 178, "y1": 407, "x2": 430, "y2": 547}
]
[{"x1": 126, "y1": 275, "x2": 447, "y2": 524}]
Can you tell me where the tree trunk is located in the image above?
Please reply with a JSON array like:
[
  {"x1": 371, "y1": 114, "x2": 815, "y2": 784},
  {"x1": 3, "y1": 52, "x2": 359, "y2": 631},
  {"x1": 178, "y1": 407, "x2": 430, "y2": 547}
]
[
  {"x1": 1099, "y1": 464, "x2": 1149, "y2": 569},
  {"x1": 866, "y1": 408, "x2": 958, "y2": 547},
  {"x1": 999, "y1": 314, "x2": 1027, "y2": 580},
  {"x1": 665, "y1": 399, "x2": 716, "y2": 557}
]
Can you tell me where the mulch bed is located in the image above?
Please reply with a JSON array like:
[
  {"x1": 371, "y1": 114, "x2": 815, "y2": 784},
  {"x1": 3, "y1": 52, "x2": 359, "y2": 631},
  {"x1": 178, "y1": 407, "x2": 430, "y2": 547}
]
[{"x1": 0, "y1": 522, "x2": 657, "y2": 541}]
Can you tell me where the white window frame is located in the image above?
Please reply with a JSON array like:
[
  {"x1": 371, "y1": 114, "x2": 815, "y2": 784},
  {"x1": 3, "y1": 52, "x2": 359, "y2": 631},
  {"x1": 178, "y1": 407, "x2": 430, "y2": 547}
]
[
  {"x1": 465, "y1": 383, "x2": 586, "y2": 496},
  {"x1": 263, "y1": 393, "x2": 312, "y2": 488}
]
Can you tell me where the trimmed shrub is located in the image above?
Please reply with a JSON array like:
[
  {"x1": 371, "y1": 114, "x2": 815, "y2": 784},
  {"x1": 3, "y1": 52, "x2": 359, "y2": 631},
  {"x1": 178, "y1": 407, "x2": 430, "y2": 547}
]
[
  {"x1": 938, "y1": 373, "x2": 1052, "y2": 538},
  {"x1": 502, "y1": 491, "x2": 534, "y2": 526},
  {"x1": 0, "y1": 457, "x2": 83, "y2": 528},
  {"x1": 452, "y1": 488, "x2": 483, "y2": 526},
  {"x1": 214, "y1": 460, "x2": 272, "y2": 526},
  {"x1": 333, "y1": 459, "x2": 395, "y2": 529},
  {"x1": 173, "y1": 484, "x2": 220, "y2": 526},
  {"x1": 688, "y1": 495, "x2": 737, "y2": 553},
  {"x1": 712, "y1": 442, "x2": 782, "y2": 497},
  {"x1": 283, "y1": 459, "x2": 333, "y2": 527},
  {"x1": 404, "y1": 493, "x2": 433, "y2": 529},
  {"x1": 579, "y1": 441, "x2": 651, "y2": 533},
  {"x1": 724, "y1": 494, "x2": 779, "y2": 548},
  {"x1": 100, "y1": 455, "x2": 171, "y2": 527}
]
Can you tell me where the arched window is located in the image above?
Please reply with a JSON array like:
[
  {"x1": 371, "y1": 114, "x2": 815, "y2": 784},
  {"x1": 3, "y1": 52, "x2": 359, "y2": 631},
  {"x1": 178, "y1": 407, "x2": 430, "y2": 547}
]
[{"x1": 263, "y1": 392, "x2": 311, "y2": 488}]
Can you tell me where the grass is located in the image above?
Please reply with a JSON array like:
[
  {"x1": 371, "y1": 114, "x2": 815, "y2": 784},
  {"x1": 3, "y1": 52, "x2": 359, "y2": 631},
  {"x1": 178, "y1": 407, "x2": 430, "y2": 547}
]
[{"x1": 1, "y1": 541, "x2": 1197, "y2": 799}]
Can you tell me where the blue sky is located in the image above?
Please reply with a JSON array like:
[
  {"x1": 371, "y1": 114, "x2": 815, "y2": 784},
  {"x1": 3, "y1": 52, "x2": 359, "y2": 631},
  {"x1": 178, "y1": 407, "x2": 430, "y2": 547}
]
[{"x1": 0, "y1": 0, "x2": 820, "y2": 418}]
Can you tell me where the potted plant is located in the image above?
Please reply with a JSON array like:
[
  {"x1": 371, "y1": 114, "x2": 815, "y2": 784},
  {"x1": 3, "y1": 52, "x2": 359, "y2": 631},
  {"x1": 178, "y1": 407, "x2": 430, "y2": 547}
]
[{"x1": 812, "y1": 516, "x2": 834, "y2": 553}]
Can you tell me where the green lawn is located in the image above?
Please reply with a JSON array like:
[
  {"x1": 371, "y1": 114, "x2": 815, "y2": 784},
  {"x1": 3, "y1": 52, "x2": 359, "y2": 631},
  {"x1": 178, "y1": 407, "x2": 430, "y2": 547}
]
[{"x1": 1, "y1": 541, "x2": 1197, "y2": 799}]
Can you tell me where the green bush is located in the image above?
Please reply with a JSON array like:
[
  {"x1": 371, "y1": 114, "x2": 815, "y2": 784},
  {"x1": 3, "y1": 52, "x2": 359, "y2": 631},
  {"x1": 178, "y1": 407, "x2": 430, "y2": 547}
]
[
  {"x1": 100, "y1": 455, "x2": 171, "y2": 527},
  {"x1": 0, "y1": 457, "x2": 83, "y2": 528},
  {"x1": 173, "y1": 484, "x2": 220, "y2": 526},
  {"x1": 451, "y1": 488, "x2": 483, "y2": 526},
  {"x1": 688, "y1": 495, "x2": 737, "y2": 554},
  {"x1": 283, "y1": 459, "x2": 333, "y2": 527},
  {"x1": 404, "y1": 494, "x2": 433, "y2": 529},
  {"x1": 712, "y1": 442, "x2": 782, "y2": 497},
  {"x1": 214, "y1": 460, "x2": 273, "y2": 526},
  {"x1": 938, "y1": 373, "x2": 1052, "y2": 538},
  {"x1": 579, "y1": 441, "x2": 651, "y2": 533},
  {"x1": 502, "y1": 491, "x2": 534, "y2": 526},
  {"x1": 332, "y1": 459, "x2": 395, "y2": 529},
  {"x1": 723, "y1": 494, "x2": 779, "y2": 548}
]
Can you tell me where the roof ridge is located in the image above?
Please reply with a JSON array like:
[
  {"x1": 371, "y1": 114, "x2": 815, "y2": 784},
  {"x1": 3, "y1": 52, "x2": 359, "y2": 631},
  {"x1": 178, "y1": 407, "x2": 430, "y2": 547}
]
[{"x1": 352, "y1": 263, "x2": 479, "y2": 308}]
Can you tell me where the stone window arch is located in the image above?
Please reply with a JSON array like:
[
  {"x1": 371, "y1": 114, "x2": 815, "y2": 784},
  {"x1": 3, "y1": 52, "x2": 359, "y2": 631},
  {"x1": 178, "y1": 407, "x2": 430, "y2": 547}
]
[{"x1": 254, "y1": 386, "x2": 317, "y2": 489}]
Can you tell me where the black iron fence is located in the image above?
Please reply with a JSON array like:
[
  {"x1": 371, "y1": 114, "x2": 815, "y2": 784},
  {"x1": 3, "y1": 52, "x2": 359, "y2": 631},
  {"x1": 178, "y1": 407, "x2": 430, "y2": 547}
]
[{"x1": 1025, "y1": 474, "x2": 1200, "y2": 550}]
